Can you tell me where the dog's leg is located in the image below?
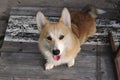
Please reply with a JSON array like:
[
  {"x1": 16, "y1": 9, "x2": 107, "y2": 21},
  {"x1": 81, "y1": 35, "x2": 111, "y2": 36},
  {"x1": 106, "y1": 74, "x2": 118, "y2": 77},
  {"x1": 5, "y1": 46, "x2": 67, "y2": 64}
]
[
  {"x1": 45, "y1": 63, "x2": 54, "y2": 70},
  {"x1": 67, "y1": 59, "x2": 75, "y2": 67}
]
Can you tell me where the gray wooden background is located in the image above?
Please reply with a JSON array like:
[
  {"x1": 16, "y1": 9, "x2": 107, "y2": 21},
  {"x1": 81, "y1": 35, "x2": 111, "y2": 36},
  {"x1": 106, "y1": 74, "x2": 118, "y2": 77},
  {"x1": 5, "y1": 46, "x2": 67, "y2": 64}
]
[
  {"x1": 0, "y1": 0, "x2": 120, "y2": 80},
  {"x1": 0, "y1": 6, "x2": 119, "y2": 80}
]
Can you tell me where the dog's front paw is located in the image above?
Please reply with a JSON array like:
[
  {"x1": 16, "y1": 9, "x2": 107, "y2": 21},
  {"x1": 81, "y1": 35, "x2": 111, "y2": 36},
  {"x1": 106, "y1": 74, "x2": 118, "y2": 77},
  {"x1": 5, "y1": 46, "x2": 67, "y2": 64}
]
[
  {"x1": 45, "y1": 63, "x2": 54, "y2": 70},
  {"x1": 67, "y1": 59, "x2": 75, "y2": 67}
]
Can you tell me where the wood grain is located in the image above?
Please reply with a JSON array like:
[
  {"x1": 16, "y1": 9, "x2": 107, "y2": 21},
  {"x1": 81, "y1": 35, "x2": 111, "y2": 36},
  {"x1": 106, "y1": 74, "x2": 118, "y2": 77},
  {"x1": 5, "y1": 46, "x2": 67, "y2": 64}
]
[{"x1": 0, "y1": 51, "x2": 97, "y2": 80}]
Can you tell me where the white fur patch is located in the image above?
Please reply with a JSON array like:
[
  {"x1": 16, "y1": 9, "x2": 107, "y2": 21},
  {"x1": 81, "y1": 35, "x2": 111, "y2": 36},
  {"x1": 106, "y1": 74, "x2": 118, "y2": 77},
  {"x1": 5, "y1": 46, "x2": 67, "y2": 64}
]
[
  {"x1": 97, "y1": 9, "x2": 106, "y2": 14},
  {"x1": 39, "y1": 28, "x2": 74, "y2": 67}
]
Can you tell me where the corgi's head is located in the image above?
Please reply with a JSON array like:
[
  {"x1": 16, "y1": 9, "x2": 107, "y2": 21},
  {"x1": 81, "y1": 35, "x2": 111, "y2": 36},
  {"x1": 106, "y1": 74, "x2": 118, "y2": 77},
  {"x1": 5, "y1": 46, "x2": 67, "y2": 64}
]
[{"x1": 36, "y1": 8, "x2": 73, "y2": 61}]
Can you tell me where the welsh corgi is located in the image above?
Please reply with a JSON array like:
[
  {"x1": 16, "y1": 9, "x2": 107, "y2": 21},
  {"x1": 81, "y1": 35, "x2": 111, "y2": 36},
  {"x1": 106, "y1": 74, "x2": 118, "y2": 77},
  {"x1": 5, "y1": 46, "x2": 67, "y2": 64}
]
[{"x1": 36, "y1": 5, "x2": 98, "y2": 70}]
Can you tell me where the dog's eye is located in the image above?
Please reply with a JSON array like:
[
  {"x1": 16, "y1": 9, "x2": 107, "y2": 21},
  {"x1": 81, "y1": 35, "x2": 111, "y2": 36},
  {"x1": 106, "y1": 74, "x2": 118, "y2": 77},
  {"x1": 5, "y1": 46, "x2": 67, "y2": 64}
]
[
  {"x1": 47, "y1": 36, "x2": 52, "y2": 41},
  {"x1": 59, "y1": 35, "x2": 64, "y2": 40}
]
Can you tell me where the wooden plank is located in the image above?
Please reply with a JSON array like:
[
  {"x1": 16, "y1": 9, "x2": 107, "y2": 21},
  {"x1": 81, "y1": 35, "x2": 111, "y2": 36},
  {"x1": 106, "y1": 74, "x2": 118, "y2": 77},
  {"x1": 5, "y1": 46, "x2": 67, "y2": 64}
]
[
  {"x1": 0, "y1": 21, "x2": 7, "y2": 48},
  {"x1": 7, "y1": 51, "x2": 90, "y2": 58},
  {"x1": 118, "y1": 57, "x2": 120, "y2": 70},
  {"x1": 9, "y1": 0, "x2": 117, "y2": 9},
  {"x1": 0, "y1": 51, "x2": 97, "y2": 80},
  {"x1": 4, "y1": 15, "x2": 120, "y2": 44},
  {"x1": 1, "y1": 41, "x2": 109, "y2": 53},
  {"x1": 0, "y1": 41, "x2": 39, "y2": 52},
  {"x1": 0, "y1": 41, "x2": 115, "y2": 53},
  {"x1": 101, "y1": 56, "x2": 117, "y2": 80},
  {"x1": 10, "y1": 7, "x2": 65, "y2": 16},
  {"x1": 115, "y1": 49, "x2": 120, "y2": 80},
  {"x1": 0, "y1": 77, "x2": 13, "y2": 80},
  {"x1": 115, "y1": 57, "x2": 120, "y2": 80},
  {"x1": 13, "y1": 77, "x2": 49, "y2": 80},
  {"x1": 0, "y1": 52, "x2": 45, "y2": 66},
  {"x1": 10, "y1": 7, "x2": 118, "y2": 19},
  {"x1": 96, "y1": 43, "x2": 101, "y2": 80},
  {"x1": 0, "y1": 51, "x2": 116, "y2": 80},
  {"x1": 0, "y1": 21, "x2": 7, "y2": 35}
]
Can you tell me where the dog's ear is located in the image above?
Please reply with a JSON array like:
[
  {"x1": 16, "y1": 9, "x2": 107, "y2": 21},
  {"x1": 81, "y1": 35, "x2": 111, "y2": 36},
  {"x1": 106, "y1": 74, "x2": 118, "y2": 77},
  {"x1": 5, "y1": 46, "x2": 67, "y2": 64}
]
[
  {"x1": 60, "y1": 8, "x2": 71, "y2": 28},
  {"x1": 36, "y1": 12, "x2": 48, "y2": 32}
]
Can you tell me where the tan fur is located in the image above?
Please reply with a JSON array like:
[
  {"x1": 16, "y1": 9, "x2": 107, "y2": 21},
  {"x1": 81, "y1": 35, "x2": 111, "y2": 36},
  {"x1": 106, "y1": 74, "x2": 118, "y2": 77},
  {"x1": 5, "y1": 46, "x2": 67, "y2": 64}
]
[
  {"x1": 39, "y1": 21, "x2": 80, "y2": 60},
  {"x1": 71, "y1": 11, "x2": 96, "y2": 45},
  {"x1": 36, "y1": 7, "x2": 97, "y2": 70}
]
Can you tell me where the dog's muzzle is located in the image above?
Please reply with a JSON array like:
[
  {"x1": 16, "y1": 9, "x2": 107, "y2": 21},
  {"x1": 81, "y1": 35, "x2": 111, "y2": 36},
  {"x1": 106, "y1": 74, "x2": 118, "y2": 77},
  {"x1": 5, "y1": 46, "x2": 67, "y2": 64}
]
[{"x1": 52, "y1": 49, "x2": 61, "y2": 61}]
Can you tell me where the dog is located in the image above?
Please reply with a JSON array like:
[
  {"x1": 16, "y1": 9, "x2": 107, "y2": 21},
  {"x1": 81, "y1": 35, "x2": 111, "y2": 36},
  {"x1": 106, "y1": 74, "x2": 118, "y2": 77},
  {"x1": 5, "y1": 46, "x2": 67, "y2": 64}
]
[{"x1": 36, "y1": 5, "x2": 98, "y2": 70}]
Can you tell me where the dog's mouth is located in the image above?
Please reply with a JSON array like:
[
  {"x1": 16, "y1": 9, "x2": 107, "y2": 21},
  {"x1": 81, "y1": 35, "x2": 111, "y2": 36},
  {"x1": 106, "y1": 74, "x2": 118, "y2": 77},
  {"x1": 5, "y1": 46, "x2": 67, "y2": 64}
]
[{"x1": 53, "y1": 55, "x2": 61, "y2": 61}]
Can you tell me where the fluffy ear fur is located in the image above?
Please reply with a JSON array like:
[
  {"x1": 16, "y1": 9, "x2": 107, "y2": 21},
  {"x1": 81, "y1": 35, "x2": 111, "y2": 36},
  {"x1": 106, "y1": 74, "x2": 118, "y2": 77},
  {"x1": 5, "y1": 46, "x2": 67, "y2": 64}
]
[
  {"x1": 36, "y1": 12, "x2": 48, "y2": 32},
  {"x1": 60, "y1": 8, "x2": 71, "y2": 28}
]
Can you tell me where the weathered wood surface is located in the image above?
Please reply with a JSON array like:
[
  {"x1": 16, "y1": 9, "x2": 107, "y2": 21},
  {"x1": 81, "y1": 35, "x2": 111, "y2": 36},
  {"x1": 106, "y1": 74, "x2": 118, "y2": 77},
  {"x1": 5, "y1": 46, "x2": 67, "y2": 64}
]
[
  {"x1": 0, "y1": 50, "x2": 117, "y2": 80},
  {"x1": 118, "y1": 57, "x2": 120, "y2": 69},
  {"x1": 1, "y1": 16, "x2": 120, "y2": 52},
  {"x1": 0, "y1": 51, "x2": 97, "y2": 80},
  {"x1": 0, "y1": 21, "x2": 7, "y2": 48},
  {"x1": 0, "y1": 41, "x2": 113, "y2": 53},
  {"x1": 4, "y1": 15, "x2": 120, "y2": 44},
  {"x1": 0, "y1": 7, "x2": 119, "y2": 80},
  {"x1": 10, "y1": 7, "x2": 119, "y2": 19},
  {"x1": 101, "y1": 56, "x2": 117, "y2": 80}
]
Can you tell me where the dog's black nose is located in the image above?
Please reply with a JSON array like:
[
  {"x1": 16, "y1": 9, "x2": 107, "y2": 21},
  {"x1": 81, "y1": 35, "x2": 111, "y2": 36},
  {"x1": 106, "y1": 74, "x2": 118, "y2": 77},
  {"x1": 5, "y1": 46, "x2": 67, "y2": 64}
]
[{"x1": 52, "y1": 49, "x2": 60, "y2": 55}]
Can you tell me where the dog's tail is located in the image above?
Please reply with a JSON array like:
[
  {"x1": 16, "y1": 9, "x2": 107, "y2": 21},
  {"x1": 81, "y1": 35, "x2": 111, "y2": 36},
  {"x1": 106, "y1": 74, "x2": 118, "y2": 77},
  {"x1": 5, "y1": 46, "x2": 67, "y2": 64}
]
[{"x1": 82, "y1": 4, "x2": 106, "y2": 18}]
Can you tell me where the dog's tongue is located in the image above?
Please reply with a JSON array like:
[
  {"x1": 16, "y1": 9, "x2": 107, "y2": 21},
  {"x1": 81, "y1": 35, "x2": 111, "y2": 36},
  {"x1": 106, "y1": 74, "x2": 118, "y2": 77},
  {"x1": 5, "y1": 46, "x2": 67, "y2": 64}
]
[{"x1": 53, "y1": 55, "x2": 60, "y2": 61}]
